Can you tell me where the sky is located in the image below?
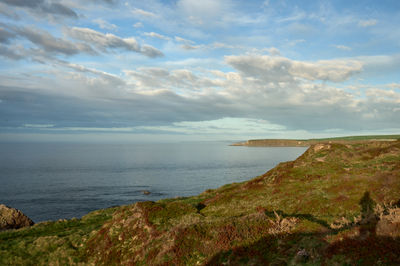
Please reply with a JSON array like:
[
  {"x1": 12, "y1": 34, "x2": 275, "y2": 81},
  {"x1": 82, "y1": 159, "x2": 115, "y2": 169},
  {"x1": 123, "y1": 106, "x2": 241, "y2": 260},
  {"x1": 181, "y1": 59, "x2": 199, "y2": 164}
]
[{"x1": 0, "y1": 0, "x2": 399, "y2": 142}]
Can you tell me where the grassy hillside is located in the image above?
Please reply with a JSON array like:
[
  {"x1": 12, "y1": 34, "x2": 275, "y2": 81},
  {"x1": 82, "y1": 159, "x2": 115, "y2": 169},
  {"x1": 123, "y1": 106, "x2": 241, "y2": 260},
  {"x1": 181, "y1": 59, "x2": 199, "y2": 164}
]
[
  {"x1": 1, "y1": 140, "x2": 400, "y2": 265},
  {"x1": 307, "y1": 134, "x2": 400, "y2": 141}
]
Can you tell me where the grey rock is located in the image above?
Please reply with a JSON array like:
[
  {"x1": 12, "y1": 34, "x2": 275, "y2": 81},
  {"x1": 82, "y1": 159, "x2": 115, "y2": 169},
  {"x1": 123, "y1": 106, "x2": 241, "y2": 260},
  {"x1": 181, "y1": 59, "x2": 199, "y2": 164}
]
[
  {"x1": 295, "y1": 248, "x2": 310, "y2": 263},
  {"x1": 0, "y1": 204, "x2": 34, "y2": 231},
  {"x1": 142, "y1": 190, "x2": 151, "y2": 195}
]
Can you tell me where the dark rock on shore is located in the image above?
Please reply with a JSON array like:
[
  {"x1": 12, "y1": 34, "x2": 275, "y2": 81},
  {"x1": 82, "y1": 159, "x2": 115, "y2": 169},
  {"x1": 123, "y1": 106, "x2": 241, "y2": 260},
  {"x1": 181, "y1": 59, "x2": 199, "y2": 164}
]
[{"x1": 0, "y1": 204, "x2": 34, "y2": 231}]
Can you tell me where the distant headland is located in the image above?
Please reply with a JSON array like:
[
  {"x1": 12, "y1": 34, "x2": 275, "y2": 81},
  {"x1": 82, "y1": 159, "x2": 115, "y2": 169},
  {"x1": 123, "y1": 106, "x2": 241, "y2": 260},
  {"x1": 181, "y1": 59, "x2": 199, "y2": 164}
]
[{"x1": 231, "y1": 134, "x2": 400, "y2": 147}]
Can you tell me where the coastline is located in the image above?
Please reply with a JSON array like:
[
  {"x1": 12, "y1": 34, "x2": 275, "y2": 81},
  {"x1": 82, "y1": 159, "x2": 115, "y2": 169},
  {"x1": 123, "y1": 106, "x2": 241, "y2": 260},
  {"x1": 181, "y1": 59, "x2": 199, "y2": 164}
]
[
  {"x1": 1, "y1": 138, "x2": 400, "y2": 265},
  {"x1": 230, "y1": 134, "x2": 400, "y2": 147}
]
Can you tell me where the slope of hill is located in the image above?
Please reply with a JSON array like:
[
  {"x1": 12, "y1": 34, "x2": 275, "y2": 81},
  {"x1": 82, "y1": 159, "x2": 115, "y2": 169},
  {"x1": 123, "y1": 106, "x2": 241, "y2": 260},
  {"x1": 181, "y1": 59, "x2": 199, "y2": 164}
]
[{"x1": 1, "y1": 140, "x2": 400, "y2": 265}]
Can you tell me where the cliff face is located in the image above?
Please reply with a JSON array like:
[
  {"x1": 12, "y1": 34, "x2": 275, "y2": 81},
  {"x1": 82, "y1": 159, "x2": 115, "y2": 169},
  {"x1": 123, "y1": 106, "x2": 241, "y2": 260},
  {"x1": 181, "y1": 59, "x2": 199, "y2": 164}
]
[
  {"x1": 1, "y1": 141, "x2": 400, "y2": 265},
  {"x1": 231, "y1": 139, "x2": 310, "y2": 146}
]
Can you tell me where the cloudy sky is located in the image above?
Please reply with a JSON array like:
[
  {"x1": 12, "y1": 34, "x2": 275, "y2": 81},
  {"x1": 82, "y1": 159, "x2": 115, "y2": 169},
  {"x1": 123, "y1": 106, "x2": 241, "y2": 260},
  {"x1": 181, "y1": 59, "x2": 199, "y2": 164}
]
[{"x1": 0, "y1": 0, "x2": 399, "y2": 142}]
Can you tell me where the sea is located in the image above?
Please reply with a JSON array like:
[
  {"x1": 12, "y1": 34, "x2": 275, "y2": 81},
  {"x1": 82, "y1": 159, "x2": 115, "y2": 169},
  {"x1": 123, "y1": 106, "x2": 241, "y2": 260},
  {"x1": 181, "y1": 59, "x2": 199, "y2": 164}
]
[{"x1": 0, "y1": 141, "x2": 307, "y2": 222}]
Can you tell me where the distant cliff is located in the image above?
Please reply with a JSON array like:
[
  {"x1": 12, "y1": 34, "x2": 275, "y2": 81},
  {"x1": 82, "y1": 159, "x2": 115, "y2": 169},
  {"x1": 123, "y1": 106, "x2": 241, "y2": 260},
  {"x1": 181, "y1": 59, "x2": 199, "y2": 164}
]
[
  {"x1": 232, "y1": 139, "x2": 311, "y2": 146},
  {"x1": 231, "y1": 134, "x2": 400, "y2": 147}
]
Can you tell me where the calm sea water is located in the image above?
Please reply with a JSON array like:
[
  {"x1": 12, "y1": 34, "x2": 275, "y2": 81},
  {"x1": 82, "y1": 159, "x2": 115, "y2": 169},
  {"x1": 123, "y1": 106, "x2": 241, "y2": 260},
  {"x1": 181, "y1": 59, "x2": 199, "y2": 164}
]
[{"x1": 0, "y1": 141, "x2": 307, "y2": 222}]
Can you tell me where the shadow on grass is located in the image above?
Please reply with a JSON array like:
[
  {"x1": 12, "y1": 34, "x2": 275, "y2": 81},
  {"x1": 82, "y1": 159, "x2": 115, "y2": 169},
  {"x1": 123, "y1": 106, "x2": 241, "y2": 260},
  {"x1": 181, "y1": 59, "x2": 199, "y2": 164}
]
[
  {"x1": 206, "y1": 191, "x2": 400, "y2": 265},
  {"x1": 205, "y1": 231, "x2": 400, "y2": 265}
]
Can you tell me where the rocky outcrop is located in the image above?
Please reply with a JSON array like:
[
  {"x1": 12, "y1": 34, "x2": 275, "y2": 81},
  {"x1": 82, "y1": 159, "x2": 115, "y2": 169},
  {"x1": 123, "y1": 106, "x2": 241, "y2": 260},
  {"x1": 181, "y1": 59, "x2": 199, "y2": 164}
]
[{"x1": 0, "y1": 204, "x2": 34, "y2": 231}]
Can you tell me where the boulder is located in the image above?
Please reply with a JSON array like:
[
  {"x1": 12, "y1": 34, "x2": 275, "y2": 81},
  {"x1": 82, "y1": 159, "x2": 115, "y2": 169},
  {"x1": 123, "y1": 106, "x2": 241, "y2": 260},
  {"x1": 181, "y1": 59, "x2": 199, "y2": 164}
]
[{"x1": 0, "y1": 204, "x2": 34, "y2": 231}]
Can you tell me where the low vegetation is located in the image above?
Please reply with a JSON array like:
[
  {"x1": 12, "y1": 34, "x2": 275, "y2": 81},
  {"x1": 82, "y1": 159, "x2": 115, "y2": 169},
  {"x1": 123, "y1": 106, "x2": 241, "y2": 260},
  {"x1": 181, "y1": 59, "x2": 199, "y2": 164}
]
[{"x1": 1, "y1": 139, "x2": 400, "y2": 265}]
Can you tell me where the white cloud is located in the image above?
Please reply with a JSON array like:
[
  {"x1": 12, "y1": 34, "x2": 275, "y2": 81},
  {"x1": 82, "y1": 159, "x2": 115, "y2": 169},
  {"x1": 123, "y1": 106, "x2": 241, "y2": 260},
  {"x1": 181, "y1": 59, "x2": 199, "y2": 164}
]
[
  {"x1": 24, "y1": 124, "x2": 54, "y2": 128},
  {"x1": 365, "y1": 88, "x2": 400, "y2": 103},
  {"x1": 211, "y1": 42, "x2": 236, "y2": 49},
  {"x1": 358, "y1": 19, "x2": 378, "y2": 27},
  {"x1": 143, "y1": 32, "x2": 171, "y2": 40},
  {"x1": 66, "y1": 27, "x2": 163, "y2": 57},
  {"x1": 387, "y1": 83, "x2": 400, "y2": 90},
  {"x1": 133, "y1": 22, "x2": 144, "y2": 28},
  {"x1": 92, "y1": 18, "x2": 117, "y2": 30},
  {"x1": 174, "y1": 35, "x2": 203, "y2": 50},
  {"x1": 124, "y1": 67, "x2": 220, "y2": 92},
  {"x1": 67, "y1": 27, "x2": 139, "y2": 51},
  {"x1": 180, "y1": 44, "x2": 202, "y2": 50},
  {"x1": 175, "y1": 36, "x2": 195, "y2": 44},
  {"x1": 131, "y1": 8, "x2": 157, "y2": 18},
  {"x1": 334, "y1": 45, "x2": 352, "y2": 51},
  {"x1": 225, "y1": 55, "x2": 363, "y2": 83},
  {"x1": 267, "y1": 47, "x2": 280, "y2": 56}
]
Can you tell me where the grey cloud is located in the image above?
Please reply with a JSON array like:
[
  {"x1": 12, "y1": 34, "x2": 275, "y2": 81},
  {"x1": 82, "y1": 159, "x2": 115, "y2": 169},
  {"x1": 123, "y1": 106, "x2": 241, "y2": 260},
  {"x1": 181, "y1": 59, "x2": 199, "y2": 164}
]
[
  {"x1": 1, "y1": 0, "x2": 44, "y2": 8},
  {"x1": 67, "y1": 27, "x2": 163, "y2": 57},
  {"x1": 225, "y1": 55, "x2": 362, "y2": 83},
  {"x1": 67, "y1": 27, "x2": 139, "y2": 51},
  {"x1": 141, "y1": 45, "x2": 164, "y2": 58},
  {"x1": 60, "y1": 61, "x2": 126, "y2": 88},
  {"x1": 0, "y1": 4, "x2": 20, "y2": 19},
  {"x1": 122, "y1": 60, "x2": 395, "y2": 132},
  {"x1": 0, "y1": 50, "x2": 397, "y2": 135},
  {"x1": 14, "y1": 26, "x2": 95, "y2": 55},
  {"x1": 0, "y1": 27, "x2": 16, "y2": 43},
  {"x1": 180, "y1": 44, "x2": 201, "y2": 50},
  {"x1": 0, "y1": 84, "x2": 234, "y2": 130},
  {"x1": 126, "y1": 67, "x2": 220, "y2": 90},
  {"x1": 0, "y1": 44, "x2": 23, "y2": 60},
  {"x1": 226, "y1": 55, "x2": 294, "y2": 82},
  {"x1": 41, "y1": 2, "x2": 77, "y2": 18},
  {"x1": 0, "y1": 0, "x2": 77, "y2": 18},
  {"x1": 1, "y1": 69, "x2": 400, "y2": 135},
  {"x1": 1, "y1": 23, "x2": 162, "y2": 59}
]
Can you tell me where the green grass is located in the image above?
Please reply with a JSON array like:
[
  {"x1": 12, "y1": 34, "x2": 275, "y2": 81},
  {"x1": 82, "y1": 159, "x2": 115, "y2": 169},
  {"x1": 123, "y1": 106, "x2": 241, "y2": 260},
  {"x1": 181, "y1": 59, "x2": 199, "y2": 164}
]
[
  {"x1": 246, "y1": 134, "x2": 400, "y2": 144},
  {"x1": 306, "y1": 134, "x2": 400, "y2": 141},
  {"x1": 0, "y1": 207, "x2": 116, "y2": 265}
]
